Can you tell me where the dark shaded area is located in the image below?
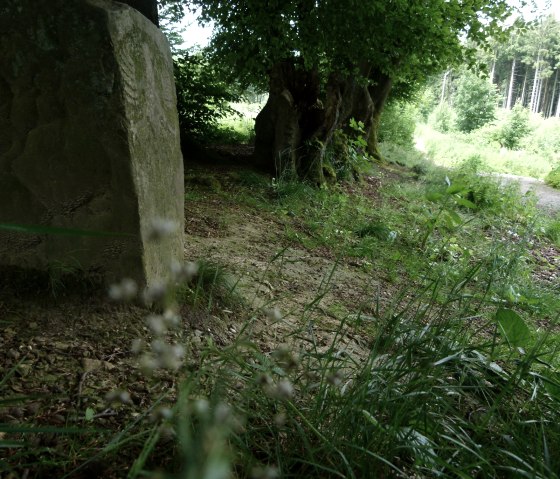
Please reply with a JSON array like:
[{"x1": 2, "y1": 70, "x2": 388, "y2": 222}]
[
  {"x1": 118, "y1": 0, "x2": 159, "y2": 26},
  {"x1": 0, "y1": 265, "x2": 106, "y2": 301}
]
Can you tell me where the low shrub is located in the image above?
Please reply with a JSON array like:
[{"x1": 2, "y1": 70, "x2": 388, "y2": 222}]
[
  {"x1": 378, "y1": 100, "x2": 419, "y2": 148},
  {"x1": 545, "y1": 164, "x2": 560, "y2": 189}
]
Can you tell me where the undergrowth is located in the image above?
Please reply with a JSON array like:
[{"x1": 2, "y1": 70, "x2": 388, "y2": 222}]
[{"x1": 2, "y1": 148, "x2": 560, "y2": 478}]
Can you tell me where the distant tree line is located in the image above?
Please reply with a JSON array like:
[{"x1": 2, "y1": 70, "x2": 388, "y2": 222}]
[{"x1": 438, "y1": 15, "x2": 560, "y2": 118}]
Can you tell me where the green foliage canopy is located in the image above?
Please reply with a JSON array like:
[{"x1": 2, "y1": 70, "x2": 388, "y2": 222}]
[
  {"x1": 186, "y1": 0, "x2": 516, "y2": 92},
  {"x1": 174, "y1": 50, "x2": 241, "y2": 143}
]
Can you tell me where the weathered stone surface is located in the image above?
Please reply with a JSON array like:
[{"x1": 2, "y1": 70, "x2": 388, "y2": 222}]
[{"x1": 0, "y1": 0, "x2": 184, "y2": 286}]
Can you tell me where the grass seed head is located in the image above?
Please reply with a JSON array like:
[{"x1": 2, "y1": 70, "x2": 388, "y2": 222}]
[
  {"x1": 108, "y1": 278, "x2": 138, "y2": 302},
  {"x1": 171, "y1": 260, "x2": 200, "y2": 282},
  {"x1": 265, "y1": 307, "x2": 283, "y2": 323},
  {"x1": 148, "y1": 218, "x2": 178, "y2": 241},
  {"x1": 251, "y1": 466, "x2": 279, "y2": 479},
  {"x1": 266, "y1": 380, "x2": 294, "y2": 400},
  {"x1": 146, "y1": 315, "x2": 167, "y2": 335},
  {"x1": 143, "y1": 281, "x2": 168, "y2": 304}
]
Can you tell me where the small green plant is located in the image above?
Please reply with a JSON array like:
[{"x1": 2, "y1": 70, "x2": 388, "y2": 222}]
[
  {"x1": 543, "y1": 217, "x2": 560, "y2": 245},
  {"x1": 545, "y1": 164, "x2": 560, "y2": 189},
  {"x1": 421, "y1": 178, "x2": 476, "y2": 249},
  {"x1": 176, "y1": 260, "x2": 240, "y2": 312},
  {"x1": 325, "y1": 119, "x2": 373, "y2": 182},
  {"x1": 355, "y1": 221, "x2": 397, "y2": 242}
]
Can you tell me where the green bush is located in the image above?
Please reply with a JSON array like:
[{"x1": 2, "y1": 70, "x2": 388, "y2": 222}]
[
  {"x1": 378, "y1": 100, "x2": 419, "y2": 148},
  {"x1": 174, "y1": 49, "x2": 242, "y2": 143},
  {"x1": 428, "y1": 103, "x2": 457, "y2": 133},
  {"x1": 453, "y1": 70, "x2": 497, "y2": 133},
  {"x1": 418, "y1": 84, "x2": 439, "y2": 121},
  {"x1": 545, "y1": 164, "x2": 560, "y2": 189},
  {"x1": 493, "y1": 102, "x2": 531, "y2": 150}
]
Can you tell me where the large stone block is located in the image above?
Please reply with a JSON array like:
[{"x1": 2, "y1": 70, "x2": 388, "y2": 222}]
[{"x1": 0, "y1": 0, "x2": 184, "y2": 286}]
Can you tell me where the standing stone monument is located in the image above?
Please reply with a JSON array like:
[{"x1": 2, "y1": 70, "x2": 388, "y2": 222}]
[{"x1": 0, "y1": 0, "x2": 184, "y2": 286}]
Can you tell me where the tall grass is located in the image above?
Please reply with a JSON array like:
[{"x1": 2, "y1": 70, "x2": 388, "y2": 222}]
[
  {"x1": 4, "y1": 149, "x2": 560, "y2": 477},
  {"x1": 164, "y1": 258, "x2": 560, "y2": 478},
  {"x1": 417, "y1": 124, "x2": 555, "y2": 179}
]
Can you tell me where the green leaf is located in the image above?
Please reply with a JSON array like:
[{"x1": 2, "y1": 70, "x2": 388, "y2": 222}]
[
  {"x1": 442, "y1": 213, "x2": 456, "y2": 229},
  {"x1": 0, "y1": 440, "x2": 24, "y2": 448},
  {"x1": 447, "y1": 210, "x2": 462, "y2": 225},
  {"x1": 541, "y1": 372, "x2": 560, "y2": 398},
  {"x1": 455, "y1": 198, "x2": 477, "y2": 209},
  {"x1": 426, "y1": 192, "x2": 443, "y2": 202},
  {"x1": 495, "y1": 308, "x2": 531, "y2": 348},
  {"x1": 85, "y1": 408, "x2": 95, "y2": 422},
  {"x1": 446, "y1": 183, "x2": 466, "y2": 194}
]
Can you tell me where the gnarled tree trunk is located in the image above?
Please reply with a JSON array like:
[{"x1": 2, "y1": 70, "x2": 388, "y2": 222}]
[
  {"x1": 253, "y1": 62, "x2": 392, "y2": 184},
  {"x1": 254, "y1": 61, "x2": 326, "y2": 183},
  {"x1": 366, "y1": 70, "x2": 393, "y2": 161}
]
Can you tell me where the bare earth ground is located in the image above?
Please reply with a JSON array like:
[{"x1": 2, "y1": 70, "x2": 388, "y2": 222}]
[{"x1": 1, "y1": 159, "x2": 559, "y2": 476}]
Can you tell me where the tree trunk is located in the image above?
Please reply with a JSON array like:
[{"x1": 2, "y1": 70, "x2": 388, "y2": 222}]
[
  {"x1": 365, "y1": 72, "x2": 393, "y2": 161},
  {"x1": 530, "y1": 53, "x2": 541, "y2": 113},
  {"x1": 489, "y1": 58, "x2": 496, "y2": 85},
  {"x1": 506, "y1": 58, "x2": 516, "y2": 110},
  {"x1": 548, "y1": 70, "x2": 558, "y2": 117},
  {"x1": 536, "y1": 77, "x2": 544, "y2": 114},
  {"x1": 556, "y1": 78, "x2": 560, "y2": 117},
  {"x1": 253, "y1": 61, "x2": 327, "y2": 183},
  {"x1": 119, "y1": 0, "x2": 159, "y2": 26},
  {"x1": 253, "y1": 62, "x2": 392, "y2": 184},
  {"x1": 440, "y1": 70, "x2": 451, "y2": 104},
  {"x1": 521, "y1": 69, "x2": 528, "y2": 106},
  {"x1": 539, "y1": 77, "x2": 549, "y2": 117}
]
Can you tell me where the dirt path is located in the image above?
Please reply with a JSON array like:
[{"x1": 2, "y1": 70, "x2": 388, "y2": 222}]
[{"x1": 493, "y1": 173, "x2": 560, "y2": 213}]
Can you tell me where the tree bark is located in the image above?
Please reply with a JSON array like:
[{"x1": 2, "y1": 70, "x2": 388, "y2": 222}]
[
  {"x1": 365, "y1": 71, "x2": 392, "y2": 160},
  {"x1": 440, "y1": 70, "x2": 451, "y2": 104},
  {"x1": 530, "y1": 53, "x2": 541, "y2": 113},
  {"x1": 489, "y1": 58, "x2": 496, "y2": 85},
  {"x1": 521, "y1": 69, "x2": 528, "y2": 106},
  {"x1": 253, "y1": 61, "x2": 326, "y2": 183},
  {"x1": 506, "y1": 58, "x2": 516, "y2": 110},
  {"x1": 253, "y1": 62, "x2": 392, "y2": 184},
  {"x1": 556, "y1": 77, "x2": 560, "y2": 117},
  {"x1": 547, "y1": 70, "x2": 558, "y2": 118}
]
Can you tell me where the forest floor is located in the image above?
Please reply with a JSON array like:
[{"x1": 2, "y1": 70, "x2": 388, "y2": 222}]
[{"x1": 1, "y1": 153, "x2": 560, "y2": 477}]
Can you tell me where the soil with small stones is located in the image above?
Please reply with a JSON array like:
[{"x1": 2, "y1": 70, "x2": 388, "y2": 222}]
[{"x1": 1, "y1": 153, "x2": 558, "y2": 478}]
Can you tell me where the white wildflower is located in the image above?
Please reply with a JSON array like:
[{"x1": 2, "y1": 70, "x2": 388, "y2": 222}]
[
  {"x1": 265, "y1": 307, "x2": 282, "y2": 323},
  {"x1": 130, "y1": 338, "x2": 144, "y2": 354}
]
